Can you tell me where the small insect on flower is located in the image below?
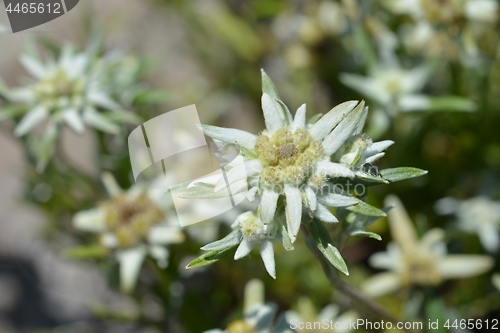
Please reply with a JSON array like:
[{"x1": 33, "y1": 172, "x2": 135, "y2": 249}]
[
  {"x1": 72, "y1": 173, "x2": 184, "y2": 293},
  {"x1": 184, "y1": 69, "x2": 427, "y2": 279}
]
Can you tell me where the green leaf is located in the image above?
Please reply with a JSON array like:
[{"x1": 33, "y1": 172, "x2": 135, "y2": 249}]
[
  {"x1": 90, "y1": 305, "x2": 138, "y2": 322},
  {"x1": 347, "y1": 201, "x2": 387, "y2": 217},
  {"x1": 345, "y1": 206, "x2": 392, "y2": 233},
  {"x1": 186, "y1": 245, "x2": 238, "y2": 269},
  {"x1": 353, "y1": 25, "x2": 377, "y2": 70},
  {"x1": 134, "y1": 89, "x2": 170, "y2": 104},
  {"x1": 105, "y1": 110, "x2": 142, "y2": 124},
  {"x1": 369, "y1": 206, "x2": 393, "y2": 224},
  {"x1": 380, "y1": 167, "x2": 428, "y2": 183},
  {"x1": 277, "y1": 224, "x2": 294, "y2": 251},
  {"x1": 261, "y1": 68, "x2": 280, "y2": 101},
  {"x1": 239, "y1": 145, "x2": 257, "y2": 159},
  {"x1": 0, "y1": 105, "x2": 29, "y2": 121},
  {"x1": 34, "y1": 37, "x2": 60, "y2": 57},
  {"x1": 201, "y1": 230, "x2": 241, "y2": 251},
  {"x1": 307, "y1": 113, "x2": 323, "y2": 125},
  {"x1": 349, "y1": 147, "x2": 363, "y2": 167},
  {"x1": 275, "y1": 99, "x2": 293, "y2": 125},
  {"x1": 355, "y1": 172, "x2": 389, "y2": 184},
  {"x1": 428, "y1": 96, "x2": 476, "y2": 112},
  {"x1": 307, "y1": 218, "x2": 349, "y2": 275},
  {"x1": 33, "y1": 121, "x2": 59, "y2": 173},
  {"x1": 329, "y1": 177, "x2": 386, "y2": 188},
  {"x1": 65, "y1": 244, "x2": 107, "y2": 259},
  {"x1": 348, "y1": 230, "x2": 382, "y2": 241}
]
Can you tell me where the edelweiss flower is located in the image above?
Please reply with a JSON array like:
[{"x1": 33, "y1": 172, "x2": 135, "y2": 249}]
[
  {"x1": 435, "y1": 196, "x2": 500, "y2": 253},
  {"x1": 340, "y1": 62, "x2": 433, "y2": 116},
  {"x1": 185, "y1": 70, "x2": 426, "y2": 278},
  {"x1": 204, "y1": 279, "x2": 294, "y2": 333},
  {"x1": 286, "y1": 297, "x2": 357, "y2": 333},
  {"x1": 199, "y1": 211, "x2": 281, "y2": 278},
  {"x1": 340, "y1": 52, "x2": 475, "y2": 116},
  {"x1": 340, "y1": 47, "x2": 475, "y2": 137},
  {"x1": 73, "y1": 173, "x2": 184, "y2": 292},
  {"x1": 8, "y1": 45, "x2": 134, "y2": 136},
  {"x1": 0, "y1": 43, "x2": 140, "y2": 171},
  {"x1": 195, "y1": 74, "x2": 371, "y2": 244},
  {"x1": 363, "y1": 195, "x2": 493, "y2": 298}
]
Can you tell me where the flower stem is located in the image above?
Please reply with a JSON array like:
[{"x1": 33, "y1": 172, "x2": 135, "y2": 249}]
[{"x1": 300, "y1": 224, "x2": 414, "y2": 333}]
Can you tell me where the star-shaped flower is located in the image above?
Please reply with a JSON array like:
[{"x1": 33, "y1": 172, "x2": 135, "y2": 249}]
[
  {"x1": 363, "y1": 195, "x2": 493, "y2": 298},
  {"x1": 184, "y1": 70, "x2": 427, "y2": 278},
  {"x1": 0, "y1": 42, "x2": 141, "y2": 171},
  {"x1": 72, "y1": 173, "x2": 184, "y2": 292}
]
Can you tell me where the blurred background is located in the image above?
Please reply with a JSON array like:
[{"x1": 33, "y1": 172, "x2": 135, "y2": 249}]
[{"x1": 0, "y1": 0, "x2": 499, "y2": 332}]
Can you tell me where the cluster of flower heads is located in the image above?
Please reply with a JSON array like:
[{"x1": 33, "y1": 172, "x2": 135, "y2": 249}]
[
  {"x1": 0, "y1": 41, "x2": 147, "y2": 171},
  {"x1": 382, "y1": 0, "x2": 498, "y2": 61},
  {"x1": 184, "y1": 69, "x2": 427, "y2": 278},
  {"x1": 73, "y1": 173, "x2": 184, "y2": 292}
]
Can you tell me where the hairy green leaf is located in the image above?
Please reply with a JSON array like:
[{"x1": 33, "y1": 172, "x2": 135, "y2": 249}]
[
  {"x1": 380, "y1": 167, "x2": 428, "y2": 183},
  {"x1": 186, "y1": 245, "x2": 238, "y2": 269},
  {"x1": 307, "y1": 218, "x2": 349, "y2": 276},
  {"x1": 65, "y1": 244, "x2": 107, "y2": 259},
  {"x1": 261, "y1": 68, "x2": 280, "y2": 101},
  {"x1": 347, "y1": 201, "x2": 387, "y2": 217},
  {"x1": 348, "y1": 230, "x2": 382, "y2": 241}
]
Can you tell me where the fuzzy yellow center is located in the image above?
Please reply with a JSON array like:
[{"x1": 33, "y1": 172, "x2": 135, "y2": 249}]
[
  {"x1": 254, "y1": 128, "x2": 323, "y2": 187},
  {"x1": 227, "y1": 320, "x2": 256, "y2": 333},
  {"x1": 240, "y1": 214, "x2": 261, "y2": 239},
  {"x1": 399, "y1": 250, "x2": 441, "y2": 286},
  {"x1": 99, "y1": 193, "x2": 165, "y2": 248},
  {"x1": 420, "y1": 0, "x2": 462, "y2": 25},
  {"x1": 34, "y1": 69, "x2": 85, "y2": 107}
]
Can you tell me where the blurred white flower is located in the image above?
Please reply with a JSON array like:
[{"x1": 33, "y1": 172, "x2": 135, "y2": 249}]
[
  {"x1": 435, "y1": 196, "x2": 500, "y2": 253},
  {"x1": 340, "y1": 45, "x2": 476, "y2": 138},
  {"x1": 204, "y1": 279, "x2": 295, "y2": 333},
  {"x1": 382, "y1": 0, "x2": 424, "y2": 19},
  {"x1": 72, "y1": 173, "x2": 184, "y2": 292},
  {"x1": 0, "y1": 43, "x2": 141, "y2": 171},
  {"x1": 465, "y1": 0, "x2": 498, "y2": 23},
  {"x1": 316, "y1": 1, "x2": 348, "y2": 36},
  {"x1": 8, "y1": 46, "x2": 136, "y2": 136},
  {"x1": 384, "y1": 0, "x2": 498, "y2": 62},
  {"x1": 286, "y1": 297, "x2": 357, "y2": 333},
  {"x1": 384, "y1": 0, "x2": 498, "y2": 23},
  {"x1": 363, "y1": 195, "x2": 493, "y2": 298},
  {"x1": 341, "y1": 54, "x2": 475, "y2": 115}
]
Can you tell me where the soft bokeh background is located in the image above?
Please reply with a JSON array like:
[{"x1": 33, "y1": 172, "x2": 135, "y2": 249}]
[{"x1": 0, "y1": 0, "x2": 499, "y2": 332}]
